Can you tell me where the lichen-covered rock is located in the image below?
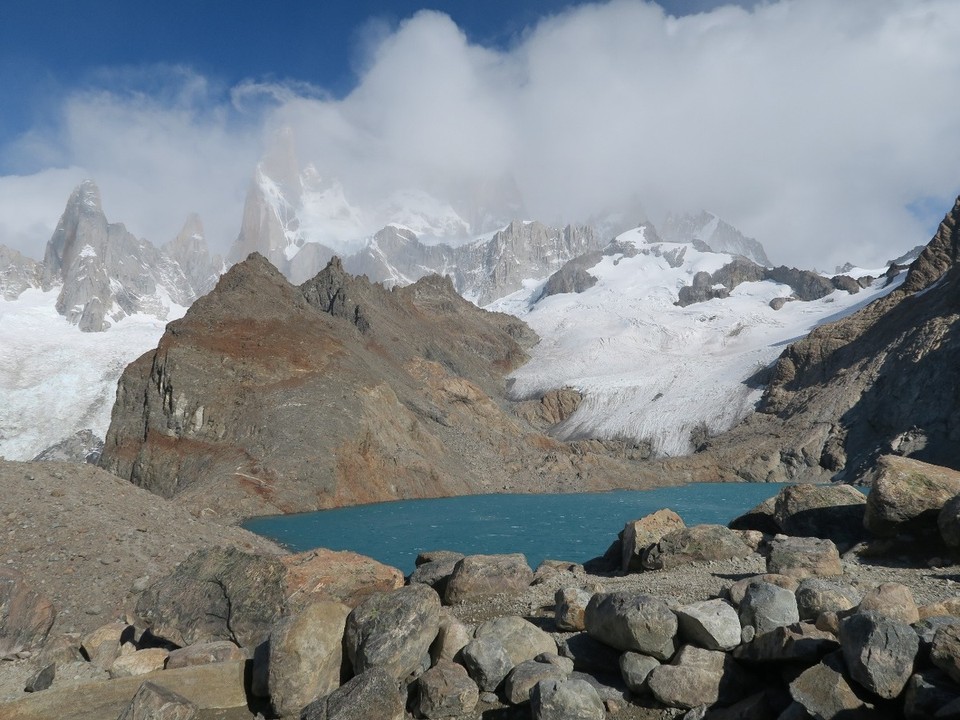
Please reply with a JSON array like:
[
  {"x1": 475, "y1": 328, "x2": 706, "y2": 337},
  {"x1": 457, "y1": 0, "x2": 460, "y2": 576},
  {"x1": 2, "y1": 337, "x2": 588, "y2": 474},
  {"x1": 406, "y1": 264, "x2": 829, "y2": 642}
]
[
  {"x1": 767, "y1": 536, "x2": 841, "y2": 578},
  {"x1": 642, "y1": 525, "x2": 752, "y2": 570},
  {"x1": 444, "y1": 554, "x2": 533, "y2": 604},
  {"x1": 840, "y1": 612, "x2": 919, "y2": 699},
  {"x1": 864, "y1": 456, "x2": 960, "y2": 537},
  {"x1": 344, "y1": 584, "x2": 440, "y2": 680},
  {"x1": 584, "y1": 591, "x2": 678, "y2": 660}
]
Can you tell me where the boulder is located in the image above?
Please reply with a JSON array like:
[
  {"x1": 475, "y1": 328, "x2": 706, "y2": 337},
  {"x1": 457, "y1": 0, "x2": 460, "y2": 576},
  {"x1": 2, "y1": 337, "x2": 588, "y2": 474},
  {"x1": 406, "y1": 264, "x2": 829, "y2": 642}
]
[
  {"x1": 415, "y1": 659, "x2": 479, "y2": 718},
  {"x1": 134, "y1": 547, "x2": 286, "y2": 648},
  {"x1": 903, "y1": 670, "x2": 960, "y2": 720},
  {"x1": 789, "y1": 654, "x2": 870, "y2": 719},
  {"x1": 429, "y1": 609, "x2": 471, "y2": 664},
  {"x1": 557, "y1": 632, "x2": 621, "y2": 675},
  {"x1": 727, "y1": 574, "x2": 798, "y2": 607},
  {"x1": 409, "y1": 560, "x2": 459, "y2": 597},
  {"x1": 504, "y1": 659, "x2": 569, "y2": 704},
  {"x1": 530, "y1": 677, "x2": 605, "y2": 720},
  {"x1": 931, "y1": 622, "x2": 960, "y2": 684},
  {"x1": 863, "y1": 455, "x2": 960, "y2": 537},
  {"x1": 773, "y1": 484, "x2": 867, "y2": 548},
  {"x1": 536, "y1": 652, "x2": 574, "y2": 674},
  {"x1": 840, "y1": 612, "x2": 919, "y2": 699},
  {"x1": 738, "y1": 582, "x2": 799, "y2": 635},
  {"x1": 443, "y1": 554, "x2": 533, "y2": 604},
  {"x1": 675, "y1": 599, "x2": 742, "y2": 651},
  {"x1": 108, "y1": 648, "x2": 170, "y2": 678},
  {"x1": 939, "y1": 495, "x2": 960, "y2": 549},
  {"x1": 795, "y1": 579, "x2": 862, "y2": 621},
  {"x1": 344, "y1": 584, "x2": 440, "y2": 680},
  {"x1": 116, "y1": 681, "x2": 197, "y2": 720},
  {"x1": 165, "y1": 641, "x2": 247, "y2": 669},
  {"x1": 268, "y1": 600, "x2": 351, "y2": 717},
  {"x1": 460, "y1": 636, "x2": 513, "y2": 692},
  {"x1": 533, "y1": 560, "x2": 583, "y2": 585},
  {"x1": 734, "y1": 622, "x2": 838, "y2": 664},
  {"x1": 474, "y1": 615, "x2": 556, "y2": 666},
  {"x1": 728, "y1": 496, "x2": 780, "y2": 535},
  {"x1": 621, "y1": 509, "x2": 685, "y2": 572},
  {"x1": 619, "y1": 651, "x2": 659, "y2": 695},
  {"x1": 646, "y1": 645, "x2": 751, "y2": 710},
  {"x1": 584, "y1": 591, "x2": 678, "y2": 660},
  {"x1": 766, "y1": 536, "x2": 842, "y2": 578},
  {"x1": 857, "y1": 582, "x2": 919, "y2": 625},
  {"x1": 282, "y1": 549, "x2": 404, "y2": 610},
  {"x1": 642, "y1": 525, "x2": 753, "y2": 570},
  {"x1": 301, "y1": 667, "x2": 405, "y2": 720},
  {"x1": 80, "y1": 622, "x2": 131, "y2": 669},
  {"x1": 416, "y1": 551, "x2": 465, "y2": 566},
  {"x1": 918, "y1": 596, "x2": 960, "y2": 620},
  {"x1": 24, "y1": 662, "x2": 56, "y2": 693},
  {"x1": 555, "y1": 587, "x2": 592, "y2": 632},
  {"x1": 0, "y1": 568, "x2": 55, "y2": 657}
]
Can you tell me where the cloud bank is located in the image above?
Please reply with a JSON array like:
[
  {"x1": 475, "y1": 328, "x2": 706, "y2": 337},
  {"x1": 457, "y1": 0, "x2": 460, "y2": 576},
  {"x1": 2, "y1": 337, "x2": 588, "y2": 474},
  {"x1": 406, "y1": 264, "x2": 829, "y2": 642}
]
[{"x1": 3, "y1": 0, "x2": 960, "y2": 270}]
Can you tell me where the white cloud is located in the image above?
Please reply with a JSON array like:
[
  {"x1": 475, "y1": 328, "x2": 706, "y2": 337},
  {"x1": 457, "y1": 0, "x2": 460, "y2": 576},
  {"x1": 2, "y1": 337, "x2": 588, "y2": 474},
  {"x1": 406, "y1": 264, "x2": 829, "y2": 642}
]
[{"x1": 3, "y1": 1, "x2": 960, "y2": 269}]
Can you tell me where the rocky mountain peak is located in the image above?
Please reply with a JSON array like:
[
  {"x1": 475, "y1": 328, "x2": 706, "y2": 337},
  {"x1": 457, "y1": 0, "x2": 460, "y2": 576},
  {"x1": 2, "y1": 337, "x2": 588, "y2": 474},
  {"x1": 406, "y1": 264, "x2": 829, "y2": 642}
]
[{"x1": 900, "y1": 195, "x2": 960, "y2": 293}]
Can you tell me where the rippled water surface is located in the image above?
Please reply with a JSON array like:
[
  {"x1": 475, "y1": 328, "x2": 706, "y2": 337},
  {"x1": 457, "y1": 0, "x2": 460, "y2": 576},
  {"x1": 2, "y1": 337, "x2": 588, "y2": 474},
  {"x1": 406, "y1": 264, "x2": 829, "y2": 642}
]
[{"x1": 244, "y1": 483, "x2": 786, "y2": 573}]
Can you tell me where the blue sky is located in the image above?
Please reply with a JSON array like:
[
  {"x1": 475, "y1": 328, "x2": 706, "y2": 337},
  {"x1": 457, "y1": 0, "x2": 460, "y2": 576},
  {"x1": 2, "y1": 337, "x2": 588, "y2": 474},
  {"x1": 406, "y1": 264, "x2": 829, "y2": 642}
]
[{"x1": 1, "y1": 0, "x2": 958, "y2": 269}]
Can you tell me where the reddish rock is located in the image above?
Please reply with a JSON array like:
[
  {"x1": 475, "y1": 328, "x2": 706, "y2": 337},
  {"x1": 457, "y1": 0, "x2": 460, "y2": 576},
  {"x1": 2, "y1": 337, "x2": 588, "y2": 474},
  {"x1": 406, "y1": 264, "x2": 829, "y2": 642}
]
[
  {"x1": 0, "y1": 568, "x2": 55, "y2": 657},
  {"x1": 282, "y1": 548, "x2": 404, "y2": 609}
]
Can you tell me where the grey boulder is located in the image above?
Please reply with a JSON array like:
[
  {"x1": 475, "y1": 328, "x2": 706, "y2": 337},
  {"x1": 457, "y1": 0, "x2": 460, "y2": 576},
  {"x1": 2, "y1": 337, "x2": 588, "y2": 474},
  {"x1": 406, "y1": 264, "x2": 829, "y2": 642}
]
[{"x1": 584, "y1": 591, "x2": 678, "y2": 660}]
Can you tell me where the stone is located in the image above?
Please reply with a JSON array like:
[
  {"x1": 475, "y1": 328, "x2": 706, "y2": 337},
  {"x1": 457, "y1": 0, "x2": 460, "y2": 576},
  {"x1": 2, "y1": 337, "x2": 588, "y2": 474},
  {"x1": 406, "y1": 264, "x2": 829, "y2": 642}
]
[
  {"x1": 647, "y1": 645, "x2": 751, "y2": 710},
  {"x1": 301, "y1": 667, "x2": 405, "y2": 720},
  {"x1": 676, "y1": 599, "x2": 742, "y2": 651},
  {"x1": 504, "y1": 659, "x2": 569, "y2": 704},
  {"x1": 475, "y1": 615, "x2": 556, "y2": 666},
  {"x1": 134, "y1": 547, "x2": 286, "y2": 648},
  {"x1": 863, "y1": 455, "x2": 960, "y2": 537},
  {"x1": 729, "y1": 496, "x2": 780, "y2": 535},
  {"x1": 773, "y1": 484, "x2": 867, "y2": 549},
  {"x1": 108, "y1": 648, "x2": 170, "y2": 678},
  {"x1": 165, "y1": 641, "x2": 247, "y2": 669},
  {"x1": 24, "y1": 663, "x2": 55, "y2": 693},
  {"x1": 840, "y1": 612, "x2": 919, "y2": 699},
  {"x1": 0, "y1": 568, "x2": 55, "y2": 657},
  {"x1": 536, "y1": 652, "x2": 574, "y2": 674},
  {"x1": 415, "y1": 659, "x2": 479, "y2": 718},
  {"x1": 903, "y1": 670, "x2": 960, "y2": 720},
  {"x1": 915, "y1": 616, "x2": 960, "y2": 664},
  {"x1": 642, "y1": 525, "x2": 753, "y2": 570},
  {"x1": 940, "y1": 495, "x2": 960, "y2": 549},
  {"x1": 919, "y1": 596, "x2": 960, "y2": 620},
  {"x1": 789, "y1": 655, "x2": 870, "y2": 719},
  {"x1": 767, "y1": 536, "x2": 842, "y2": 578},
  {"x1": 81, "y1": 622, "x2": 131, "y2": 669},
  {"x1": 409, "y1": 560, "x2": 459, "y2": 597},
  {"x1": 530, "y1": 677, "x2": 605, "y2": 720},
  {"x1": 116, "y1": 681, "x2": 198, "y2": 720},
  {"x1": 532, "y1": 560, "x2": 583, "y2": 585},
  {"x1": 557, "y1": 632, "x2": 622, "y2": 675},
  {"x1": 460, "y1": 636, "x2": 513, "y2": 692},
  {"x1": 555, "y1": 587, "x2": 592, "y2": 631},
  {"x1": 931, "y1": 622, "x2": 960, "y2": 684},
  {"x1": 443, "y1": 554, "x2": 533, "y2": 604},
  {"x1": 584, "y1": 591, "x2": 678, "y2": 660},
  {"x1": 738, "y1": 582, "x2": 799, "y2": 635},
  {"x1": 621, "y1": 509, "x2": 685, "y2": 572},
  {"x1": 429, "y1": 609, "x2": 471, "y2": 664},
  {"x1": 619, "y1": 651, "x2": 659, "y2": 694},
  {"x1": 282, "y1": 548, "x2": 404, "y2": 610},
  {"x1": 733, "y1": 622, "x2": 839, "y2": 664},
  {"x1": 344, "y1": 584, "x2": 440, "y2": 681},
  {"x1": 795, "y1": 579, "x2": 861, "y2": 621},
  {"x1": 727, "y1": 574, "x2": 799, "y2": 607},
  {"x1": 857, "y1": 582, "x2": 919, "y2": 624},
  {"x1": 268, "y1": 600, "x2": 351, "y2": 717},
  {"x1": 416, "y1": 551, "x2": 465, "y2": 566}
]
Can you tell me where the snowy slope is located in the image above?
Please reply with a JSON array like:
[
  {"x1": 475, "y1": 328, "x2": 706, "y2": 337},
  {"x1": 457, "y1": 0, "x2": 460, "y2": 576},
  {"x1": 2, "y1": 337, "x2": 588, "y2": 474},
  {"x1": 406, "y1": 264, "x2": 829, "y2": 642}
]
[
  {"x1": 489, "y1": 228, "x2": 902, "y2": 457},
  {"x1": 0, "y1": 289, "x2": 181, "y2": 460}
]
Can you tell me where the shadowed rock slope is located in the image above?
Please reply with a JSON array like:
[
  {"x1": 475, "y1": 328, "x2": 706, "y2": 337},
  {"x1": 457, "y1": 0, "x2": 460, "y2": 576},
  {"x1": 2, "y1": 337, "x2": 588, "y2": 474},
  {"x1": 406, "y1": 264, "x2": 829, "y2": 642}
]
[
  {"x1": 100, "y1": 253, "x2": 657, "y2": 519},
  {"x1": 669, "y1": 196, "x2": 960, "y2": 484}
]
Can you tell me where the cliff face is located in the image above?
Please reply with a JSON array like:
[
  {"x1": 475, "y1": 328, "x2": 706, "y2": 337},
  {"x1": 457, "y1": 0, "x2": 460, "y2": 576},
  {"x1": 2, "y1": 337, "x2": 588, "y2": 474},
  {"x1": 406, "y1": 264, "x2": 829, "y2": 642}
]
[
  {"x1": 683, "y1": 196, "x2": 960, "y2": 483},
  {"x1": 100, "y1": 254, "x2": 654, "y2": 519}
]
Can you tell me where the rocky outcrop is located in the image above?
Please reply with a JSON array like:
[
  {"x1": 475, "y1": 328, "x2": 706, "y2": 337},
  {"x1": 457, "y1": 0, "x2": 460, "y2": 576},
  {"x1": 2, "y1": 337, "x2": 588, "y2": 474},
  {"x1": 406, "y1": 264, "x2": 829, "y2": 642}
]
[
  {"x1": 99, "y1": 254, "x2": 657, "y2": 519},
  {"x1": 30, "y1": 430, "x2": 103, "y2": 464},
  {"x1": 661, "y1": 210, "x2": 771, "y2": 266},
  {"x1": 0, "y1": 245, "x2": 42, "y2": 300}
]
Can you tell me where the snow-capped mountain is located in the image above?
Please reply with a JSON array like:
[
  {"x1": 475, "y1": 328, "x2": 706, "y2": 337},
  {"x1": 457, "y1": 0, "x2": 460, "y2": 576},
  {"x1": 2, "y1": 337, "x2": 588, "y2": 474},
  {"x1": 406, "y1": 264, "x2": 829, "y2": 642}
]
[
  {"x1": 660, "y1": 210, "x2": 771, "y2": 266},
  {"x1": 489, "y1": 226, "x2": 903, "y2": 457},
  {"x1": 0, "y1": 181, "x2": 221, "y2": 460}
]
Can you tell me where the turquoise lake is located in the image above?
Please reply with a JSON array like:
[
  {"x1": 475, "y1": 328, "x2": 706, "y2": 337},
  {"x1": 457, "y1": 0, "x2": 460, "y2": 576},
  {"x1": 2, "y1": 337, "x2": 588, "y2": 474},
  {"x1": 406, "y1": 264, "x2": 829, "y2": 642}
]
[{"x1": 243, "y1": 483, "x2": 785, "y2": 573}]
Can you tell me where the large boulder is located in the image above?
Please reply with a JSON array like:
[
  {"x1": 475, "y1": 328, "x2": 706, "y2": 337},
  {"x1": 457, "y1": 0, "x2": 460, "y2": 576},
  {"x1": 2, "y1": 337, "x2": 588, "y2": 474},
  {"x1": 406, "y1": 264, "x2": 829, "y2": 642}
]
[
  {"x1": 840, "y1": 612, "x2": 919, "y2": 699},
  {"x1": 116, "y1": 681, "x2": 197, "y2": 720},
  {"x1": 0, "y1": 568, "x2": 55, "y2": 657},
  {"x1": 429, "y1": 609, "x2": 471, "y2": 664},
  {"x1": 108, "y1": 648, "x2": 170, "y2": 678},
  {"x1": 268, "y1": 601, "x2": 351, "y2": 717},
  {"x1": 795, "y1": 579, "x2": 862, "y2": 621},
  {"x1": 530, "y1": 677, "x2": 605, "y2": 720},
  {"x1": 738, "y1": 582, "x2": 799, "y2": 635},
  {"x1": 863, "y1": 455, "x2": 960, "y2": 537},
  {"x1": 621, "y1": 509, "x2": 685, "y2": 572},
  {"x1": 766, "y1": 536, "x2": 842, "y2": 578},
  {"x1": 282, "y1": 549, "x2": 403, "y2": 610},
  {"x1": 504, "y1": 659, "x2": 569, "y2": 705},
  {"x1": 646, "y1": 645, "x2": 752, "y2": 710},
  {"x1": 443, "y1": 554, "x2": 533, "y2": 604},
  {"x1": 415, "y1": 659, "x2": 479, "y2": 718},
  {"x1": 727, "y1": 574, "x2": 799, "y2": 607},
  {"x1": 931, "y1": 622, "x2": 960, "y2": 684},
  {"x1": 584, "y1": 591, "x2": 678, "y2": 660},
  {"x1": 557, "y1": 632, "x2": 622, "y2": 675},
  {"x1": 789, "y1": 654, "x2": 871, "y2": 719},
  {"x1": 642, "y1": 525, "x2": 753, "y2": 570},
  {"x1": 344, "y1": 584, "x2": 440, "y2": 681},
  {"x1": 773, "y1": 484, "x2": 867, "y2": 548},
  {"x1": 733, "y1": 622, "x2": 839, "y2": 664},
  {"x1": 460, "y1": 635, "x2": 513, "y2": 692},
  {"x1": 903, "y1": 670, "x2": 960, "y2": 720},
  {"x1": 166, "y1": 641, "x2": 247, "y2": 669},
  {"x1": 728, "y1": 496, "x2": 780, "y2": 535},
  {"x1": 857, "y1": 582, "x2": 919, "y2": 625},
  {"x1": 619, "y1": 652, "x2": 660, "y2": 695},
  {"x1": 555, "y1": 587, "x2": 592, "y2": 632},
  {"x1": 474, "y1": 615, "x2": 556, "y2": 666},
  {"x1": 301, "y1": 667, "x2": 405, "y2": 720},
  {"x1": 134, "y1": 547, "x2": 286, "y2": 648},
  {"x1": 675, "y1": 599, "x2": 742, "y2": 652}
]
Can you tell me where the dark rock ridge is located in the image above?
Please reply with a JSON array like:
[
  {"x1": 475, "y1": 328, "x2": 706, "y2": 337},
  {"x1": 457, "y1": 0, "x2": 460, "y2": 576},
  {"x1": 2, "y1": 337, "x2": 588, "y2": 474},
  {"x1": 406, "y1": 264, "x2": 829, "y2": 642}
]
[
  {"x1": 99, "y1": 254, "x2": 663, "y2": 519},
  {"x1": 668, "y1": 195, "x2": 960, "y2": 484}
]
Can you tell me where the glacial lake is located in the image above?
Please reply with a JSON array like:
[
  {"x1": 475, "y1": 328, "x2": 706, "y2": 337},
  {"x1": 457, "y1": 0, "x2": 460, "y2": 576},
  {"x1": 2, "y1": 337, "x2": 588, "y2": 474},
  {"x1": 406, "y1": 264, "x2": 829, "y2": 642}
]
[{"x1": 243, "y1": 483, "x2": 786, "y2": 574}]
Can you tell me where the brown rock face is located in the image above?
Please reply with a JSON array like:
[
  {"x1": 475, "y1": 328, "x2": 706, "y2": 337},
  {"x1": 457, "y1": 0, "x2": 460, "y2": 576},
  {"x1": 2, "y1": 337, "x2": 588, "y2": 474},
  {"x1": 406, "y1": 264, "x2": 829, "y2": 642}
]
[
  {"x1": 0, "y1": 569, "x2": 55, "y2": 658},
  {"x1": 100, "y1": 254, "x2": 655, "y2": 519},
  {"x1": 282, "y1": 548, "x2": 404, "y2": 610}
]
